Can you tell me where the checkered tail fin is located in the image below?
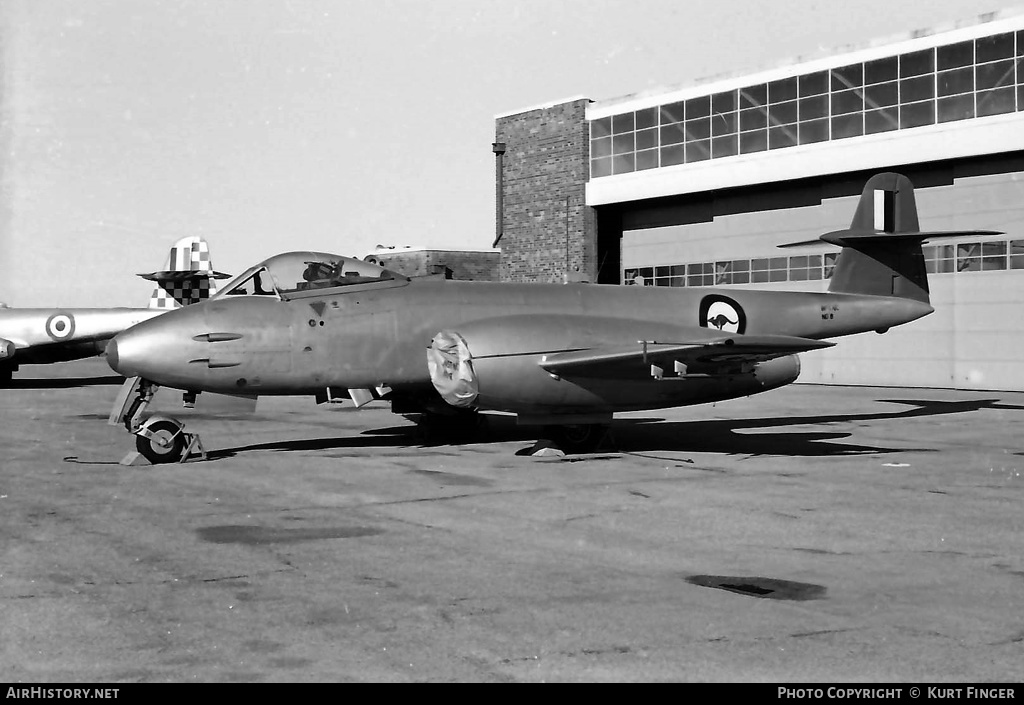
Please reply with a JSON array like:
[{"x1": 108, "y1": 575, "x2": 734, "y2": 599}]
[{"x1": 139, "y1": 237, "x2": 231, "y2": 310}]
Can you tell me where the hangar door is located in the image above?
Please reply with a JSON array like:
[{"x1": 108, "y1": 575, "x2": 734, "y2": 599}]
[{"x1": 619, "y1": 171, "x2": 1024, "y2": 391}]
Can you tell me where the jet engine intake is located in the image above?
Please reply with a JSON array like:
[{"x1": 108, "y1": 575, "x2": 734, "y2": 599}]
[
  {"x1": 427, "y1": 330, "x2": 479, "y2": 408},
  {"x1": 0, "y1": 338, "x2": 15, "y2": 361}
]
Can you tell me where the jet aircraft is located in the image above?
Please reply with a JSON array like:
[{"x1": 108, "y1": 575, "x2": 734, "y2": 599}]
[
  {"x1": 0, "y1": 236, "x2": 228, "y2": 383},
  {"x1": 106, "y1": 174, "x2": 998, "y2": 462}
]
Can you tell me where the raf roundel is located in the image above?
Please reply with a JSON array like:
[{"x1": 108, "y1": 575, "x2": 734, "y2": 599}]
[
  {"x1": 45, "y1": 312, "x2": 76, "y2": 341},
  {"x1": 699, "y1": 295, "x2": 746, "y2": 334}
]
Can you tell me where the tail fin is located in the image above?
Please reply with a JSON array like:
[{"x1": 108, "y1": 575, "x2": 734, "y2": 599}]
[
  {"x1": 138, "y1": 236, "x2": 231, "y2": 309},
  {"x1": 785, "y1": 173, "x2": 1001, "y2": 303}
]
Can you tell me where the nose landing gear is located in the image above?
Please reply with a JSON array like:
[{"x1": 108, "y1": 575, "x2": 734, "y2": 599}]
[{"x1": 109, "y1": 377, "x2": 206, "y2": 464}]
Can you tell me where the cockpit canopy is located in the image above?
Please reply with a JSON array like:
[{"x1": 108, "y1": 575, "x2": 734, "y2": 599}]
[{"x1": 216, "y1": 251, "x2": 403, "y2": 299}]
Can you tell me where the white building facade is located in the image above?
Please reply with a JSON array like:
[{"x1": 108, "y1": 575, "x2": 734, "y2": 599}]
[{"x1": 583, "y1": 11, "x2": 1024, "y2": 391}]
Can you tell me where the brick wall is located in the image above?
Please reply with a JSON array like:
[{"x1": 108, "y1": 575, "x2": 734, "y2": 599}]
[{"x1": 495, "y1": 99, "x2": 597, "y2": 283}]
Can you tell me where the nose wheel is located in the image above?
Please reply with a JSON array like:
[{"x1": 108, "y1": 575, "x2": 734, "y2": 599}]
[
  {"x1": 135, "y1": 417, "x2": 187, "y2": 464},
  {"x1": 132, "y1": 415, "x2": 207, "y2": 464}
]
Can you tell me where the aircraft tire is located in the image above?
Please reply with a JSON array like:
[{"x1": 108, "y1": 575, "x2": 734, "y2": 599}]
[
  {"x1": 545, "y1": 423, "x2": 609, "y2": 454},
  {"x1": 135, "y1": 418, "x2": 186, "y2": 464}
]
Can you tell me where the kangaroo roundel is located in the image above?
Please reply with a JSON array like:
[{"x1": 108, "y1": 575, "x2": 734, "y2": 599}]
[{"x1": 699, "y1": 295, "x2": 745, "y2": 333}]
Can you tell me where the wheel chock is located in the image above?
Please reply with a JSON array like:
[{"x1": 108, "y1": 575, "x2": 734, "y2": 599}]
[
  {"x1": 180, "y1": 432, "x2": 207, "y2": 463},
  {"x1": 527, "y1": 439, "x2": 565, "y2": 457}
]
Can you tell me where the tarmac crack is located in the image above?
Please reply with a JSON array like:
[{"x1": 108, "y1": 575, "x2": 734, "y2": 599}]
[{"x1": 790, "y1": 628, "x2": 858, "y2": 638}]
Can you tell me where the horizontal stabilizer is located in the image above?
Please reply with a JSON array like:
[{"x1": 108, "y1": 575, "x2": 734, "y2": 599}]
[
  {"x1": 139, "y1": 270, "x2": 232, "y2": 282},
  {"x1": 539, "y1": 333, "x2": 833, "y2": 377},
  {"x1": 780, "y1": 228, "x2": 1004, "y2": 249}
]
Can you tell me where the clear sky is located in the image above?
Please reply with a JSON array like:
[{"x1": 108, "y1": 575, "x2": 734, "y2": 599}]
[{"x1": 0, "y1": 0, "x2": 1013, "y2": 306}]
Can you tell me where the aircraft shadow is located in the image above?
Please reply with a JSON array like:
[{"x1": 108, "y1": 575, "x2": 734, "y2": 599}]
[
  {"x1": 206, "y1": 397, "x2": 1020, "y2": 460},
  {"x1": 2, "y1": 375, "x2": 125, "y2": 389},
  {"x1": 208, "y1": 420, "x2": 536, "y2": 460},
  {"x1": 610, "y1": 397, "x2": 1023, "y2": 456}
]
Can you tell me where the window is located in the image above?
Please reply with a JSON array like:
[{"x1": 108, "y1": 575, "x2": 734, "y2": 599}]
[
  {"x1": 832, "y1": 112, "x2": 864, "y2": 139},
  {"x1": 612, "y1": 112, "x2": 634, "y2": 134},
  {"x1": 925, "y1": 244, "x2": 955, "y2": 273},
  {"x1": 800, "y1": 118, "x2": 829, "y2": 145},
  {"x1": 636, "y1": 127, "x2": 658, "y2": 150},
  {"x1": 982, "y1": 240, "x2": 1007, "y2": 270},
  {"x1": 832, "y1": 89, "x2": 864, "y2": 115},
  {"x1": 740, "y1": 129, "x2": 768, "y2": 154},
  {"x1": 687, "y1": 262, "x2": 713, "y2": 286},
  {"x1": 768, "y1": 77, "x2": 798, "y2": 102},
  {"x1": 612, "y1": 153, "x2": 635, "y2": 174},
  {"x1": 799, "y1": 71, "x2": 828, "y2": 97},
  {"x1": 661, "y1": 102, "x2": 684, "y2": 124},
  {"x1": 686, "y1": 139, "x2": 711, "y2": 163},
  {"x1": 865, "y1": 56, "x2": 898, "y2": 84},
  {"x1": 900, "y1": 100, "x2": 935, "y2": 129},
  {"x1": 957, "y1": 242, "x2": 981, "y2": 271},
  {"x1": 628, "y1": 240, "x2": 1019, "y2": 287},
  {"x1": 712, "y1": 111, "x2": 737, "y2": 136},
  {"x1": 977, "y1": 32, "x2": 1014, "y2": 63},
  {"x1": 636, "y1": 149, "x2": 658, "y2": 171},
  {"x1": 938, "y1": 66, "x2": 974, "y2": 96},
  {"x1": 832, "y1": 64, "x2": 863, "y2": 90},
  {"x1": 900, "y1": 49, "x2": 934, "y2": 78},
  {"x1": 590, "y1": 30, "x2": 1024, "y2": 180},
  {"x1": 1010, "y1": 240, "x2": 1024, "y2": 269},
  {"x1": 938, "y1": 40, "x2": 973, "y2": 70},
  {"x1": 824, "y1": 252, "x2": 839, "y2": 279},
  {"x1": 938, "y1": 93, "x2": 975, "y2": 123},
  {"x1": 661, "y1": 143, "x2": 685, "y2": 166},
  {"x1": 740, "y1": 84, "x2": 767, "y2": 107},
  {"x1": 685, "y1": 96, "x2": 710, "y2": 118},
  {"x1": 740, "y1": 107, "x2": 768, "y2": 131},
  {"x1": 712, "y1": 135, "x2": 738, "y2": 158},
  {"x1": 635, "y1": 107, "x2": 657, "y2": 130},
  {"x1": 223, "y1": 269, "x2": 278, "y2": 297}
]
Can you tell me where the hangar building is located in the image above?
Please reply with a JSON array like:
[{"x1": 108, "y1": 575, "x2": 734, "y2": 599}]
[
  {"x1": 494, "y1": 8, "x2": 1024, "y2": 391},
  {"x1": 362, "y1": 245, "x2": 499, "y2": 281}
]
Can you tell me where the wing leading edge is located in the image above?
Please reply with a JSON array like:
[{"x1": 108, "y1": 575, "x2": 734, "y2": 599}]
[{"x1": 538, "y1": 333, "x2": 834, "y2": 378}]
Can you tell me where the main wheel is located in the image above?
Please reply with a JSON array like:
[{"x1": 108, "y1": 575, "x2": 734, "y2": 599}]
[
  {"x1": 416, "y1": 409, "x2": 484, "y2": 443},
  {"x1": 135, "y1": 418, "x2": 186, "y2": 464},
  {"x1": 545, "y1": 423, "x2": 609, "y2": 454}
]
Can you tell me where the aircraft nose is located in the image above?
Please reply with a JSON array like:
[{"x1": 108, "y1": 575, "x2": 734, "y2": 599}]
[
  {"x1": 105, "y1": 305, "x2": 209, "y2": 385},
  {"x1": 106, "y1": 324, "x2": 162, "y2": 379},
  {"x1": 105, "y1": 338, "x2": 119, "y2": 373}
]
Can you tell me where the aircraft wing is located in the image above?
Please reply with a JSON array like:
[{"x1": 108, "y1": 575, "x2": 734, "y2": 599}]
[{"x1": 538, "y1": 333, "x2": 834, "y2": 378}]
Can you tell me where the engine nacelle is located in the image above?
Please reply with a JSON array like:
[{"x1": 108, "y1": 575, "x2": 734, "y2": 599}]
[
  {"x1": 0, "y1": 338, "x2": 15, "y2": 361},
  {"x1": 426, "y1": 316, "x2": 801, "y2": 416}
]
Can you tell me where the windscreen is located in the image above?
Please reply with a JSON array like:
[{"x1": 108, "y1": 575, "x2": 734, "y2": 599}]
[{"x1": 216, "y1": 252, "x2": 396, "y2": 298}]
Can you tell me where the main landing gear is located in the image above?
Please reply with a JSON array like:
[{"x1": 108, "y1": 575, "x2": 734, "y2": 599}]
[
  {"x1": 108, "y1": 377, "x2": 206, "y2": 464},
  {"x1": 411, "y1": 408, "x2": 487, "y2": 443},
  {"x1": 542, "y1": 423, "x2": 610, "y2": 454}
]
